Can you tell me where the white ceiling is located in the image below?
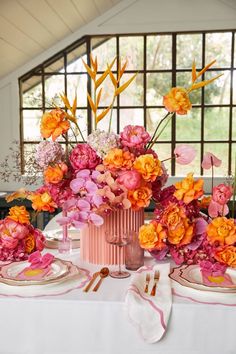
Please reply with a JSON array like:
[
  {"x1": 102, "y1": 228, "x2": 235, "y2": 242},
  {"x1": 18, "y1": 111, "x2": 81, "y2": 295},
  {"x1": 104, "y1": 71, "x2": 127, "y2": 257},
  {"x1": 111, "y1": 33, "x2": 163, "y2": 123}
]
[{"x1": 0, "y1": 0, "x2": 121, "y2": 79}]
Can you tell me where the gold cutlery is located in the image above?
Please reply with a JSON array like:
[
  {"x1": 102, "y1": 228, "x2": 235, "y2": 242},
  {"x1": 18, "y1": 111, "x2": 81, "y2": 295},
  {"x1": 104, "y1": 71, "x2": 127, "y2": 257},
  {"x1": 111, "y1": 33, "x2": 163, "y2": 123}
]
[
  {"x1": 83, "y1": 271, "x2": 100, "y2": 292},
  {"x1": 144, "y1": 273, "x2": 151, "y2": 293},
  {"x1": 150, "y1": 270, "x2": 160, "y2": 296},
  {"x1": 92, "y1": 267, "x2": 109, "y2": 292}
]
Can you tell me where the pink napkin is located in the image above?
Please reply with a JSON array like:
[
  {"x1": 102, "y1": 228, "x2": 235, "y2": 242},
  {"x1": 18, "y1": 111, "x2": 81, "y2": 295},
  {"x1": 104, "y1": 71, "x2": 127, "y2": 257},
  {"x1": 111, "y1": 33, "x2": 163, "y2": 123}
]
[{"x1": 125, "y1": 263, "x2": 172, "y2": 343}]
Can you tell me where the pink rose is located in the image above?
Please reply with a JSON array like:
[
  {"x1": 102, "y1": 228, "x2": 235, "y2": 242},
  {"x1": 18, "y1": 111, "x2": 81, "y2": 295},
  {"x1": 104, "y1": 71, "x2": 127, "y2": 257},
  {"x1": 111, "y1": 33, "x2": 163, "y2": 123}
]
[
  {"x1": 120, "y1": 125, "x2": 151, "y2": 149},
  {"x1": 212, "y1": 184, "x2": 232, "y2": 205},
  {"x1": 1, "y1": 234, "x2": 19, "y2": 250},
  {"x1": 117, "y1": 170, "x2": 142, "y2": 190},
  {"x1": 69, "y1": 143, "x2": 101, "y2": 171}
]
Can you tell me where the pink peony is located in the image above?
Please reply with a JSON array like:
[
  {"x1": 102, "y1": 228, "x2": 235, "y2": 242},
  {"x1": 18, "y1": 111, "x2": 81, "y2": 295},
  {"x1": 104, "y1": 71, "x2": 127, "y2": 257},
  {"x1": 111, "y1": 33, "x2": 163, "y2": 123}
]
[
  {"x1": 174, "y1": 144, "x2": 196, "y2": 165},
  {"x1": 201, "y1": 152, "x2": 222, "y2": 169},
  {"x1": 0, "y1": 218, "x2": 29, "y2": 243},
  {"x1": 117, "y1": 170, "x2": 142, "y2": 190},
  {"x1": 69, "y1": 143, "x2": 101, "y2": 171},
  {"x1": 212, "y1": 184, "x2": 232, "y2": 205},
  {"x1": 120, "y1": 125, "x2": 151, "y2": 149}
]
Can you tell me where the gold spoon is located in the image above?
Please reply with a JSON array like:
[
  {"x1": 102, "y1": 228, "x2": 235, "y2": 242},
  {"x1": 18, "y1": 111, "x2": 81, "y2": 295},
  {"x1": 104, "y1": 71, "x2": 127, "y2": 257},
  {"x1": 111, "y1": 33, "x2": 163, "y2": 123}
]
[
  {"x1": 92, "y1": 267, "x2": 109, "y2": 292},
  {"x1": 83, "y1": 271, "x2": 100, "y2": 292}
]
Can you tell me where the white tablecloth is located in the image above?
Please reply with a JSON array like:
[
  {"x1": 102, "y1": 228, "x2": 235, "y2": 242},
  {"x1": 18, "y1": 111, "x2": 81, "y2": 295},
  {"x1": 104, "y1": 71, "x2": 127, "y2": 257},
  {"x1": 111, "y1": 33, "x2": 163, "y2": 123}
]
[{"x1": 0, "y1": 250, "x2": 235, "y2": 354}]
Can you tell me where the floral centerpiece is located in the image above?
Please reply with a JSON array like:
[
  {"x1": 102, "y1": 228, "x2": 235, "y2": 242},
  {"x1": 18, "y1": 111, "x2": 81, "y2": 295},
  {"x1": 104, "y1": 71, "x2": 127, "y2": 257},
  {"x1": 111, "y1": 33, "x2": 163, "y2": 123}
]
[
  {"x1": 0, "y1": 206, "x2": 45, "y2": 261},
  {"x1": 6, "y1": 57, "x2": 222, "y2": 265}
]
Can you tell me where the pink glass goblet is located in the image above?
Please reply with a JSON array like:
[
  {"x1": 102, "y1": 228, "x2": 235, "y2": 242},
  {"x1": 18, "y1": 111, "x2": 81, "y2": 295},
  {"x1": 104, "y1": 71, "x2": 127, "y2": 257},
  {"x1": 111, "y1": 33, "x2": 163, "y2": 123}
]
[{"x1": 105, "y1": 231, "x2": 131, "y2": 279}]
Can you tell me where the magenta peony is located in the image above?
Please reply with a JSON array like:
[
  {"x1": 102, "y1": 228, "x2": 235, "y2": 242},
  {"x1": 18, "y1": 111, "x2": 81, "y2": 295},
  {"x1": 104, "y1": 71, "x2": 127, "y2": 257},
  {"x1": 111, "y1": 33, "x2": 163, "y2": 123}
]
[
  {"x1": 120, "y1": 125, "x2": 151, "y2": 149},
  {"x1": 69, "y1": 143, "x2": 101, "y2": 171}
]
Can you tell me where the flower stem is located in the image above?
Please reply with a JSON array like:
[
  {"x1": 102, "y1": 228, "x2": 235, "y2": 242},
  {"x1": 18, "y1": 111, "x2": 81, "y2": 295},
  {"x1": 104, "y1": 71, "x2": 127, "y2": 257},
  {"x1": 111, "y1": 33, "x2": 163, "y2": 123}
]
[
  {"x1": 108, "y1": 96, "x2": 116, "y2": 133},
  {"x1": 149, "y1": 113, "x2": 173, "y2": 149},
  {"x1": 232, "y1": 155, "x2": 236, "y2": 218},
  {"x1": 211, "y1": 156, "x2": 214, "y2": 193}
]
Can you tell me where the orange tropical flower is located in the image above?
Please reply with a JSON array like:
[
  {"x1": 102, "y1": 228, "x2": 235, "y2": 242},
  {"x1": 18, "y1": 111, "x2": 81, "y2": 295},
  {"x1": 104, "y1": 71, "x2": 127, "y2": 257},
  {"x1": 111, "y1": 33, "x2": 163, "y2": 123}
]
[
  {"x1": 206, "y1": 217, "x2": 236, "y2": 246},
  {"x1": 29, "y1": 192, "x2": 57, "y2": 213},
  {"x1": 40, "y1": 109, "x2": 70, "y2": 141},
  {"x1": 162, "y1": 203, "x2": 186, "y2": 229},
  {"x1": 103, "y1": 148, "x2": 134, "y2": 170},
  {"x1": 167, "y1": 218, "x2": 194, "y2": 246},
  {"x1": 25, "y1": 234, "x2": 35, "y2": 253},
  {"x1": 44, "y1": 164, "x2": 66, "y2": 184},
  {"x1": 163, "y1": 87, "x2": 192, "y2": 115},
  {"x1": 214, "y1": 245, "x2": 236, "y2": 268},
  {"x1": 174, "y1": 173, "x2": 204, "y2": 204},
  {"x1": 139, "y1": 221, "x2": 166, "y2": 250},
  {"x1": 7, "y1": 206, "x2": 30, "y2": 224},
  {"x1": 128, "y1": 183, "x2": 152, "y2": 210},
  {"x1": 199, "y1": 196, "x2": 211, "y2": 209},
  {"x1": 133, "y1": 154, "x2": 162, "y2": 182}
]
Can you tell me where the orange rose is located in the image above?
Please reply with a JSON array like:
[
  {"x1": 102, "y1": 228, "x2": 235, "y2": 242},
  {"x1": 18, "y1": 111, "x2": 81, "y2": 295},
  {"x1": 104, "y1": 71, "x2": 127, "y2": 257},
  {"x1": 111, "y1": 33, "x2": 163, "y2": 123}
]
[
  {"x1": 161, "y1": 203, "x2": 186, "y2": 229},
  {"x1": 206, "y1": 217, "x2": 236, "y2": 246},
  {"x1": 163, "y1": 87, "x2": 192, "y2": 115},
  {"x1": 214, "y1": 245, "x2": 236, "y2": 268},
  {"x1": 128, "y1": 183, "x2": 152, "y2": 210},
  {"x1": 139, "y1": 221, "x2": 166, "y2": 250},
  {"x1": 168, "y1": 218, "x2": 194, "y2": 246},
  {"x1": 40, "y1": 109, "x2": 70, "y2": 141},
  {"x1": 44, "y1": 164, "x2": 65, "y2": 184},
  {"x1": 174, "y1": 173, "x2": 204, "y2": 204},
  {"x1": 25, "y1": 234, "x2": 35, "y2": 254},
  {"x1": 29, "y1": 192, "x2": 57, "y2": 212},
  {"x1": 7, "y1": 206, "x2": 30, "y2": 224},
  {"x1": 103, "y1": 148, "x2": 134, "y2": 170},
  {"x1": 133, "y1": 154, "x2": 162, "y2": 182}
]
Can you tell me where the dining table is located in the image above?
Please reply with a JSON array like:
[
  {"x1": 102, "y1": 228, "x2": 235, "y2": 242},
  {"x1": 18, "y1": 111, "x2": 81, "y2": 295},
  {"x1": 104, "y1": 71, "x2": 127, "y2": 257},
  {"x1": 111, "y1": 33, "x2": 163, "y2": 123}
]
[{"x1": 0, "y1": 245, "x2": 235, "y2": 354}]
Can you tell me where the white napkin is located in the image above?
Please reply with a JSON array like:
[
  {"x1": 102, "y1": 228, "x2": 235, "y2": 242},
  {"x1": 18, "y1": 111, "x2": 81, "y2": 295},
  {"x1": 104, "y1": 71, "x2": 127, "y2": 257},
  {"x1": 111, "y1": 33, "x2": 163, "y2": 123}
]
[{"x1": 125, "y1": 263, "x2": 172, "y2": 343}]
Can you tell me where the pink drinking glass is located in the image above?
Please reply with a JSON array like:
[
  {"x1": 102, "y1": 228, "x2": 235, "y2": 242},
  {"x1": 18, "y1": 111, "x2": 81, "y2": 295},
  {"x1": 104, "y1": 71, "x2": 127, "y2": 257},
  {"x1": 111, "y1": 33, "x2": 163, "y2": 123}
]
[{"x1": 105, "y1": 231, "x2": 131, "y2": 278}]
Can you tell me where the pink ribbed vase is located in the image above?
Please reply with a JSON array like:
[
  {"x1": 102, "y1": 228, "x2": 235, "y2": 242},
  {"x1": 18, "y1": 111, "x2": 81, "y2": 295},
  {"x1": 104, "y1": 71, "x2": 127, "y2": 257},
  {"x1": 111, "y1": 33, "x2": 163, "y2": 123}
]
[{"x1": 80, "y1": 208, "x2": 144, "y2": 265}]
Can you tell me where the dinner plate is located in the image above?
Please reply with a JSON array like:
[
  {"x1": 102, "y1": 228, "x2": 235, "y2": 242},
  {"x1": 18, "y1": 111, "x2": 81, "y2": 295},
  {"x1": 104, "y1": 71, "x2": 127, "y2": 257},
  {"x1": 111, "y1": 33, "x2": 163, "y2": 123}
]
[
  {"x1": 169, "y1": 265, "x2": 236, "y2": 293},
  {"x1": 44, "y1": 229, "x2": 80, "y2": 249},
  {"x1": 0, "y1": 259, "x2": 76, "y2": 286}
]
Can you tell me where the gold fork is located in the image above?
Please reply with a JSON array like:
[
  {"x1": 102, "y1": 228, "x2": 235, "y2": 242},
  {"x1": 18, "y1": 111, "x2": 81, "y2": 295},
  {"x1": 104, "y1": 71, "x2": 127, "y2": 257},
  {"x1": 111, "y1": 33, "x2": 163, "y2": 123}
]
[
  {"x1": 144, "y1": 273, "x2": 151, "y2": 293},
  {"x1": 150, "y1": 270, "x2": 160, "y2": 296}
]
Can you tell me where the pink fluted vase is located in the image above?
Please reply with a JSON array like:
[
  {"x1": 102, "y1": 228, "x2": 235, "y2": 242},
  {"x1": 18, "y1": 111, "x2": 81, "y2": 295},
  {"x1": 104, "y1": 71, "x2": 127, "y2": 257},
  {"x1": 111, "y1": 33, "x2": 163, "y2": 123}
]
[{"x1": 80, "y1": 208, "x2": 144, "y2": 265}]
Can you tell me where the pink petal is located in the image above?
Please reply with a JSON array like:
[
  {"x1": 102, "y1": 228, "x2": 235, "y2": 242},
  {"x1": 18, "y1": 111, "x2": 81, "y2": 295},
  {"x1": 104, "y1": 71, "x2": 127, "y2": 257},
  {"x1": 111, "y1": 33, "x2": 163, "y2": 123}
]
[
  {"x1": 208, "y1": 200, "x2": 221, "y2": 218},
  {"x1": 77, "y1": 199, "x2": 91, "y2": 212},
  {"x1": 174, "y1": 144, "x2": 196, "y2": 165},
  {"x1": 85, "y1": 180, "x2": 98, "y2": 194},
  {"x1": 76, "y1": 169, "x2": 90, "y2": 178},
  {"x1": 201, "y1": 152, "x2": 222, "y2": 169},
  {"x1": 89, "y1": 213, "x2": 104, "y2": 226},
  {"x1": 70, "y1": 178, "x2": 84, "y2": 193},
  {"x1": 195, "y1": 217, "x2": 208, "y2": 235},
  {"x1": 41, "y1": 253, "x2": 54, "y2": 268}
]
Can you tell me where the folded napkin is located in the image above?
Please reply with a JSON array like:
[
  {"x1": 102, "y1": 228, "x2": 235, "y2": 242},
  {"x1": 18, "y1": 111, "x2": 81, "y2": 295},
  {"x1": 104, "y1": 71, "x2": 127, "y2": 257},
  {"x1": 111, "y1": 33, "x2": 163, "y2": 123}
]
[{"x1": 125, "y1": 263, "x2": 172, "y2": 343}]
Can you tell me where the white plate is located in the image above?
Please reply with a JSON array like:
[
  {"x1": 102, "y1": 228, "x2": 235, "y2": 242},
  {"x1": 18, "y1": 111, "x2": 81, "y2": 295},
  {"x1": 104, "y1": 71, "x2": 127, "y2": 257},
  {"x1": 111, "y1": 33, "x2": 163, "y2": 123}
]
[
  {"x1": 0, "y1": 259, "x2": 70, "y2": 286},
  {"x1": 169, "y1": 265, "x2": 236, "y2": 293},
  {"x1": 44, "y1": 229, "x2": 80, "y2": 249}
]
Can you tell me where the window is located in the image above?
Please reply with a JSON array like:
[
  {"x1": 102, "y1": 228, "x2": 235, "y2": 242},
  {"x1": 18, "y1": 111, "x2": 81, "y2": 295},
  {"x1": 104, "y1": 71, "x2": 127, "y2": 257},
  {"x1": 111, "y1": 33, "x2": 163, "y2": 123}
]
[{"x1": 19, "y1": 31, "x2": 236, "y2": 180}]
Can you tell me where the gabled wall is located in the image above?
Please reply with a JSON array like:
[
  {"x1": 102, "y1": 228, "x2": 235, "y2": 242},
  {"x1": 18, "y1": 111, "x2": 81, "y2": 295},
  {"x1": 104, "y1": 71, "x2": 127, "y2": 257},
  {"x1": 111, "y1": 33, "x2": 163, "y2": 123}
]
[{"x1": 0, "y1": 0, "x2": 235, "y2": 190}]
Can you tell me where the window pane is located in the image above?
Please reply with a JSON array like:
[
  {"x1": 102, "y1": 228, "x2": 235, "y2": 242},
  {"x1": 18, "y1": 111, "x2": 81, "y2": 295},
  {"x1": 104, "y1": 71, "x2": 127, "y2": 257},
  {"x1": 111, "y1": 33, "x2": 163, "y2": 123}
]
[
  {"x1": 92, "y1": 74, "x2": 117, "y2": 107},
  {"x1": 67, "y1": 44, "x2": 87, "y2": 72},
  {"x1": 68, "y1": 109, "x2": 87, "y2": 141},
  {"x1": 22, "y1": 110, "x2": 43, "y2": 141},
  {"x1": 177, "y1": 34, "x2": 202, "y2": 69},
  {"x1": 147, "y1": 35, "x2": 172, "y2": 70},
  {"x1": 152, "y1": 143, "x2": 171, "y2": 172},
  {"x1": 119, "y1": 108, "x2": 144, "y2": 131},
  {"x1": 119, "y1": 73, "x2": 144, "y2": 106},
  {"x1": 176, "y1": 72, "x2": 201, "y2": 104},
  {"x1": 45, "y1": 75, "x2": 65, "y2": 107},
  {"x1": 204, "y1": 70, "x2": 230, "y2": 105},
  {"x1": 119, "y1": 36, "x2": 144, "y2": 70},
  {"x1": 23, "y1": 144, "x2": 40, "y2": 174},
  {"x1": 206, "y1": 32, "x2": 232, "y2": 68},
  {"x1": 233, "y1": 70, "x2": 236, "y2": 105},
  {"x1": 67, "y1": 74, "x2": 87, "y2": 107},
  {"x1": 44, "y1": 56, "x2": 64, "y2": 73},
  {"x1": 233, "y1": 107, "x2": 236, "y2": 140},
  {"x1": 175, "y1": 143, "x2": 201, "y2": 176},
  {"x1": 95, "y1": 109, "x2": 117, "y2": 133},
  {"x1": 146, "y1": 73, "x2": 172, "y2": 106},
  {"x1": 147, "y1": 108, "x2": 171, "y2": 141},
  {"x1": 22, "y1": 77, "x2": 42, "y2": 108},
  {"x1": 203, "y1": 143, "x2": 228, "y2": 176},
  {"x1": 91, "y1": 37, "x2": 116, "y2": 71},
  {"x1": 204, "y1": 107, "x2": 229, "y2": 141},
  {"x1": 176, "y1": 108, "x2": 201, "y2": 141},
  {"x1": 232, "y1": 143, "x2": 236, "y2": 175}
]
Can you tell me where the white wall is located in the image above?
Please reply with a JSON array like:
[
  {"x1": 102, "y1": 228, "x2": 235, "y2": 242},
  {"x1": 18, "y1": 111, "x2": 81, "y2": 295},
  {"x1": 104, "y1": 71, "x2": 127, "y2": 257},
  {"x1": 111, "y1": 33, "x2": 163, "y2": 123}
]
[{"x1": 0, "y1": 0, "x2": 235, "y2": 190}]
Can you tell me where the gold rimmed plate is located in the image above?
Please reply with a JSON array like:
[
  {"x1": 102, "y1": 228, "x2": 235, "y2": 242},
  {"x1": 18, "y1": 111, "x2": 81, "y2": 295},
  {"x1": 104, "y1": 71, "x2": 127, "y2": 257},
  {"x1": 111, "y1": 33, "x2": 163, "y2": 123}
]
[
  {"x1": 169, "y1": 265, "x2": 236, "y2": 293},
  {"x1": 0, "y1": 259, "x2": 79, "y2": 286},
  {"x1": 44, "y1": 229, "x2": 80, "y2": 249}
]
